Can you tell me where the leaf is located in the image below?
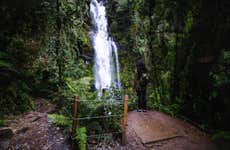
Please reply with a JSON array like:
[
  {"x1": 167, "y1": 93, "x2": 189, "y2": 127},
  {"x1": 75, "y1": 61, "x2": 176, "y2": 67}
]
[
  {"x1": 76, "y1": 127, "x2": 87, "y2": 150},
  {"x1": 0, "y1": 60, "x2": 11, "y2": 68},
  {"x1": 212, "y1": 131, "x2": 230, "y2": 140},
  {"x1": 0, "y1": 51, "x2": 8, "y2": 58},
  {"x1": 48, "y1": 114, "x2": 71, "y2": 127}
]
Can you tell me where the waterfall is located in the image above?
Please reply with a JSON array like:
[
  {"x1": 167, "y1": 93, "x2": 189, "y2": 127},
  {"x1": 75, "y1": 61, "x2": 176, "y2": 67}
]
[
  {"x1": 90, "y1": 0, "x2": 121, "y2": 96},
  {"x1": 111, "y1": 41, "x2": 121, "y2": 89}
]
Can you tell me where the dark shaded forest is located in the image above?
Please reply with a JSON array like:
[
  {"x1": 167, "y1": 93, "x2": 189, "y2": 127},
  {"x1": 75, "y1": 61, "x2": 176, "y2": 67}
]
[{"x1": 0, "y1": 0, "x2": 229, "y2": 150}]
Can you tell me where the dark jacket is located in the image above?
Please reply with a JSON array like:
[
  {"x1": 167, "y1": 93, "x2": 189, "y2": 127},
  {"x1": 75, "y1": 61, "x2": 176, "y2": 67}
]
[{"x1": 134, "y1": 59, "x2": 149, "y2": 92}]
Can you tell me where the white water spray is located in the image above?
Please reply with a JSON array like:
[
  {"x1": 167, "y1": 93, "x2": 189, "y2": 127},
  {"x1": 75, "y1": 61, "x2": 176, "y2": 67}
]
[{"x1": 90, "y1": 0, "x2": 121, "y2": 96}]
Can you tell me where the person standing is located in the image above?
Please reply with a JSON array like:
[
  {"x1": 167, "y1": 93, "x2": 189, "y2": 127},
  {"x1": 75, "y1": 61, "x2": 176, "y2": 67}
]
[{"x1": 134, "y1": 59, "x2": 149, "y2": 112}]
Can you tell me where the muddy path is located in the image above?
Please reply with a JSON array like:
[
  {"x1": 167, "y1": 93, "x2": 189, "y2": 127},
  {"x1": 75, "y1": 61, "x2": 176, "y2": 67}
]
[
  {"x1": 0, "y1": 99, "x2": 70, "y2": 150},
  {"x1": 1, "y1": 100, "x2": 218, "y2": 150}
]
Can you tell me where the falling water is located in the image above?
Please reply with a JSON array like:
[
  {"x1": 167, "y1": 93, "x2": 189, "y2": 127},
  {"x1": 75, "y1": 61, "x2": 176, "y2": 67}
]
[
  {"x1": 90, "y1": 0, "x2": 121, "y2": 96},
  {"x1": 111, "y1": 41, "x2": 121, "y2": 89}
]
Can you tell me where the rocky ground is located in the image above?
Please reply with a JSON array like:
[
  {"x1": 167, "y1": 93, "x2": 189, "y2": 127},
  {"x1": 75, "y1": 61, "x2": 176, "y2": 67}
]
[
  {"x1": 0, "y1": 100, "x2": 219, "y2": 150},
  {"x1": 0, "y1": 99, "x2": 70, "y2": 150}
]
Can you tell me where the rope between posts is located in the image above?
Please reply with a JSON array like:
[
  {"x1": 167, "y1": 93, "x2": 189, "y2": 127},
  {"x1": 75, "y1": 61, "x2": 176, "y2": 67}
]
[
  {"x1": 76, "y1": 99, "x2": 124, "y2": 104},
  {"x1": 86, "y1": 132, "x2": 122, "y2": 138},
  {"x1": 73, "y1": 114, "x2": 123, "y2": 121},
  {"x1": 71, "y1": 95, "x2": 129, "y2": 147}
]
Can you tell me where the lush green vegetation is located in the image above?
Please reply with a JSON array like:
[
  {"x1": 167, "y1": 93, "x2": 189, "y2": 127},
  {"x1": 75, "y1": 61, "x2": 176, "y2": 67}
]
[{"x1": 0, "y1": 0, "x2": 229, "y2": 149}]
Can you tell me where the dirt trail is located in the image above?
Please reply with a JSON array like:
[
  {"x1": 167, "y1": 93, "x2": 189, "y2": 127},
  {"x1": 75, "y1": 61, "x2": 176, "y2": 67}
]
[
  {"x1": 0, "y1": 99, "x2": 70, "y2": 150},
  {"x1": 125, "y1": 111, "x2": 218, "y2": 150},
  {"x1": 1, "y1": 101, "x2": 218, "y2": 150}
]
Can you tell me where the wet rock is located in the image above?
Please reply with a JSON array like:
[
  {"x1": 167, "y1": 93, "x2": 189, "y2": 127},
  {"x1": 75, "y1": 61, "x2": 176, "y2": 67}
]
[{"x1": 0, "y1": 127, "x2": 14, "y2": 139}]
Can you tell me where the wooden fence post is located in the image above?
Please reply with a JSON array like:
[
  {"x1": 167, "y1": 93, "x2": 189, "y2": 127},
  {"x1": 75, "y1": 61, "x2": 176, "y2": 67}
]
[
  {"x1": 71, "y1": 96, "x2": 78, "y2": 149},
  {"x1": 122, "y1": 95, "x2": 128, "y2": 145}
]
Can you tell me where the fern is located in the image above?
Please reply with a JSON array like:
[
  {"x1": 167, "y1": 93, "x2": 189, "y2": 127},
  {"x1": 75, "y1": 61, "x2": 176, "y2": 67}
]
[
  {"x1": 0, "y1": 60, "x2": 11, "y2": 68},
  {"x1": 0, "y1": 51, "x2": 12, "y2": 68},
  {"x1": 212, "y1": 131, "x2": 230, "y2": 141},
  {"x1": 0, "y1": 119, "x2": 6, "y2": 127},
  {"x1": 48, "y1": 114, "x2": 71, "y2": 127},
  {"x1": 76, "y1": 127, "x2": 87, "y2": 150}
]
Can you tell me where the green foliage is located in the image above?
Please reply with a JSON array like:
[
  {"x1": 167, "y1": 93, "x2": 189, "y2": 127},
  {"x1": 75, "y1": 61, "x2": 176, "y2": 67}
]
[
  {"x1": 107, "y1": 0, "x2": 230, "y2": 136},
  {"x1": 87, "y1": 101, "x2": 122, "y2": 132},
  {"x1": 0, "y1": 39, "x2": 34, "y2": 115},
  {"x1": 65, "y1": 76, "x2": 95, "y2": 100},
  {"x1": 148, "y1": 89, "x2": 181, "y2": 116},
  {"x1": 0, "y1": 0, "x2": 91, "y2": 116},
  {"x1": 183, "y1": 11, "x2": 194, "y2": 34},
  {"x1": 0, "y1": 0, "x2": 52, "y2": 115},
  {"x1": 0, "y1": 52, "x2": 11, "y2": 68},
  {"x1": 0, "y1": 119, "x2": 6, "y2": 127},
  {"x1": 212, "y1": 131, "x2": 230, "y2": 141},
  {"x1": 48, "y1": 114, "x2": 71, "y2": 127},
  {"x1": 48, "y1": 114, "x2": 87, "y2": 150},
  {"x1": 76, "y1": 127, "x2": 87, "y2": 150},
  {"x1": 48, "y1": 101, "x2": 122, "y2": 149},
  {"x1": 0, "y1": 1, "x2": 229, "y2": 149},
  {"x1": 87, "y1": 121, "x2": 103, "y2": 134}
]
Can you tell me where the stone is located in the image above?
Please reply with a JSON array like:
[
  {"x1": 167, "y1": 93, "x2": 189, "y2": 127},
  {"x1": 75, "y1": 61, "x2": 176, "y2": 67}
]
[
  {"x1": 127, "y1": 111, "x2": 179, "y2": 144},
  {"x1": 0, "y1": 141, "x2": 10, "y2": 149},
  {"x1": 16, "y1": 127, "x2": 29, "y2": 134},
  {"x1": 0, "y1": 127, "x2": 14, "y2": 139}
]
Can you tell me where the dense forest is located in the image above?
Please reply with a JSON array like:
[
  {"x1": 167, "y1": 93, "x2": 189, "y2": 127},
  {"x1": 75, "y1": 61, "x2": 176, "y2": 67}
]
[{"x1": 0, "y1": 0, "x2": 229, "y2": 150}]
